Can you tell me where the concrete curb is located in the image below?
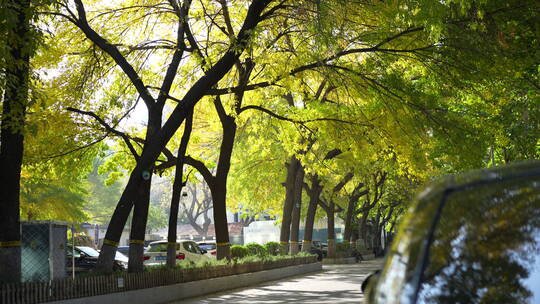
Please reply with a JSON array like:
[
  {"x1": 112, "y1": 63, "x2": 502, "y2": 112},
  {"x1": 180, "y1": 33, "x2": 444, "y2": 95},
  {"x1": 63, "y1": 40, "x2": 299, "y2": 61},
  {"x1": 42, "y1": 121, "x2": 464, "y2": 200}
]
[{"x1": 49, "y1": 262, "x2": 322, "y2": 304}]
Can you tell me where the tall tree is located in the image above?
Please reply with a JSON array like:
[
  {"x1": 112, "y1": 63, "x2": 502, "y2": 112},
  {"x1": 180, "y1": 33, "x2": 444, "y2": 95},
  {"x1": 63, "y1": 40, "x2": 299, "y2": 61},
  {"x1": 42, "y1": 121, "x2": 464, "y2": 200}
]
[
  {"x1": 60, "y1": 0, "x2": 277, "y2": 271},
  {"x1": 0, "y1": 0, "x2": 32, "y2": 283}
]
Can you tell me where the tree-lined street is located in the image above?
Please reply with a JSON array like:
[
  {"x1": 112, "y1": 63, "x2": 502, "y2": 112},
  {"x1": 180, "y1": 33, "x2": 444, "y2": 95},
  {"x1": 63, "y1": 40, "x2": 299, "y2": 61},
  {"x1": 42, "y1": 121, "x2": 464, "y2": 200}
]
[{"x1": 1, "y1": 2, "x2": 539, "y2": 302}]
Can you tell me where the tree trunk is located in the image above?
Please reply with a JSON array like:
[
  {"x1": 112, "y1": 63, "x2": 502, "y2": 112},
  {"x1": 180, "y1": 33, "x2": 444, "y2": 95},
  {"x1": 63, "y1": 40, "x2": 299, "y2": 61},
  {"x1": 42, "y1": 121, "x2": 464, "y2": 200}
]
[
  {"x1": 343, "y1": 199, "x2": 356, "y2": 243},
  {"x1": 344, "y1": 183, "x2": 366, "y2": 244},
  {"x1": 0, "y1": 0, "x2": 30, "y2": 283},
  {"x1": 127, "y1": 105, "x2": 163, "y2": 272},
  {"x1": 212, "y1": 116, "x2": 237, "y2": 260},
  {"x1": 279, "y1": 157, "x2": 299, "y2": 254},
  {"x1": 327, "y1": 201, "x2": 336, "y2": 258},
  {"x1": 359, "y1": 215, "x2": 368, "y2": 249},
  {"x1": 302, "y1": 175, "x2": 321, "y2": 252},
  {"x1": 127, "y1": 177, "x2": 151, "y2": 272},
  {"x1": 166, "y1": 111, "x2": 193, "y2": 268},
  {"x1": 95, "y1": 0, "x2": 271, "y2": 272},
  {"x1": 289, "y1": 164, "x2": 304, "y2": 255}
]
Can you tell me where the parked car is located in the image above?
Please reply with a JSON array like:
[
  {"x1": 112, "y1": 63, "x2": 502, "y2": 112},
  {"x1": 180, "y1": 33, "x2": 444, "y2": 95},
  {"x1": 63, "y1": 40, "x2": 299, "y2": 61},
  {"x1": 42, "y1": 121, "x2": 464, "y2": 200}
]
[
  {"x1": 299, "y1": 242, "x2": 324, "y2": 261},
  {"x1": 115, "y1": 251, "x2": 129, "y2": 264},
  {"x1": 364, "y1": 162, "x2": 540, "y2": 304},
  {"x1": 143, "y1": 240, "x2": 210, "y2": 265},
  {"x1": 197, "y1": 241, "x2": 217, "y2": 257},
  {"x1": 66, "y1": 246, "x2": 126, "y2": 274},
  {"x1": 312, "y1": 241, "x2": 328, "y2": 257}
]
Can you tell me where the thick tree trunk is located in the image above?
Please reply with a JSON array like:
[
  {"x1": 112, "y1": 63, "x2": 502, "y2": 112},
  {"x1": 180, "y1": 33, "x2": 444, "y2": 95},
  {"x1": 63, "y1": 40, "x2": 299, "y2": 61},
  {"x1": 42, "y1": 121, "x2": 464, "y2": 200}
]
[
  {"x1": 359, "y1": 215, "x2": 368, "y2": 249},
  {"x1": 127, "y1": 106, "x2": 162, "y2": 272},
  {"x1": 212, "y1": 116, "x2": 236, "y2": 260},
  {"x1": 302, "y1": 175, "x2": 321, "y2": 252},
  {"x1": 279, "y1": 157, "x2": 299, "y2": 254},
  {"x1": 127, "y1": 177, "x2": 151, "y2": 272},
  {"x1": 327, "y1": 201, "x2": 336, "y2": 258},
  {"x1": 343, "y1": 200, "x2": 356, "y2": 243},
  {"x1": 344, "y1": 183, "x2": 366, "y2": 244},
  {"x1": 0, "y1": 0, "x2": 30, "y2": 283},
  {"x1": 95, "y1": 0, "x2": 271, "y2": 272},
  {"x1": 166, "y1": 112, "x2": 193, "y2": 268},
  {"x1": 289, "y1": 164, "x2": 304, "y2": 255}
]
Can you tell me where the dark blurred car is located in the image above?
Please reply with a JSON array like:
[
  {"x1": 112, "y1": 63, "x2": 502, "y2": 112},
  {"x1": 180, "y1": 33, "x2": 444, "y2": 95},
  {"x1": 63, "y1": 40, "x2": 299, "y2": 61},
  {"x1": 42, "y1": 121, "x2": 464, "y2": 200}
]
[
  {"x1": 364, "y1": 162, "x2": 540, "y2": 304},
  {"x1": 299, "y1": 241, "x2": 324, "y2": 261},
  {"x1": 66, "y1": 246, "x2": 126, "y2": 274},
  {"x1": 312, "y1": 241, "x2": 328, "y2": 257}
]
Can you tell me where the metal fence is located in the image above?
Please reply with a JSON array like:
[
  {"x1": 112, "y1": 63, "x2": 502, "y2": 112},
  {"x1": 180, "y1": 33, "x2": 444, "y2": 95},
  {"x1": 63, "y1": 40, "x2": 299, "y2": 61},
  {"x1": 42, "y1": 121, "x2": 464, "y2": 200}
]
[
  {"x1": 21, "y1": 224, "x2": 51, "y2": 282},
  {"x1": 21, "y1": 222, "x2": 69, "y2": 283},
  {"x1": 1, "y1": 256, "x2": 317, "y2": 304}
]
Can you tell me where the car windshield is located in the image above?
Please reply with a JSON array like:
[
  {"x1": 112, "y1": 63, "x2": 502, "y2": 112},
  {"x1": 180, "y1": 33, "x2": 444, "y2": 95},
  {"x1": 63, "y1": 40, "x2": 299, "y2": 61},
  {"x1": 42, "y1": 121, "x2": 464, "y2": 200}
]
[
  {"x1": 77, "y1": 246, "x2": 100, "y2": 257},
  {"x1": 372, "y1": 166, "x2": 540, "y2": 304},
  {"x1": 198, "y1": 244, "x2": 216, "y2": 251}
]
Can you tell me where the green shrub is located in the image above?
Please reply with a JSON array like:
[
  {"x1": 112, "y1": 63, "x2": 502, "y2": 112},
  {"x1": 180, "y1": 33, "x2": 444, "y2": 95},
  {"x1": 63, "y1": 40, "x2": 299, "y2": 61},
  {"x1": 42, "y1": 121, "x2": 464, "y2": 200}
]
[
  {"x1": 245, "y1": 242, "x2": 266, "y2": 256},
  {"x1": 336, "y1": 242, "x2": 351, "y2": 253},
  {"x1": 264, "y1": 241, "x2": 281, "y2": 256},
  {"x1": 296, "y1": 251, "x2": 315, "y2": 257},
  {"x1": 230, "y1": 245, "x2": 249, "y2": 259}
]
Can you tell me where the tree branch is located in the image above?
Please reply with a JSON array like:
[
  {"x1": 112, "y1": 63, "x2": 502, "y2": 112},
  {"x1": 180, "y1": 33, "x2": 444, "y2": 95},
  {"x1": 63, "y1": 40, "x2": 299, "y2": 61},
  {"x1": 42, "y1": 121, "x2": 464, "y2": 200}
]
[
  {"x1": 67, "y1": 107, "x2": 140, "y2": 160},
  {"x1": 72, "y1": 0, "x2": 155, "y2": 108}
]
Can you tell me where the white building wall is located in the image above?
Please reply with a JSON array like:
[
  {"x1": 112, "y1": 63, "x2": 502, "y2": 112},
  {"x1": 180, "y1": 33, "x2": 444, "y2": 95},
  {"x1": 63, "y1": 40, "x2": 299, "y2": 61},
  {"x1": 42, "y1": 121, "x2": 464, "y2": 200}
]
[{"x1": 243, "y1": 220, "x2": 280, "y2": 244}]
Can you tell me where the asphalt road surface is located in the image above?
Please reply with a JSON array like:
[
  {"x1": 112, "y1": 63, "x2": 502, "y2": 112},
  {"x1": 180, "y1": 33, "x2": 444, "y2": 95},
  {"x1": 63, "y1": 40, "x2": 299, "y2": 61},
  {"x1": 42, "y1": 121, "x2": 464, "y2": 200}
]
[{"x1": 171, "y1": 259, "x2": 384, "y2": 304}]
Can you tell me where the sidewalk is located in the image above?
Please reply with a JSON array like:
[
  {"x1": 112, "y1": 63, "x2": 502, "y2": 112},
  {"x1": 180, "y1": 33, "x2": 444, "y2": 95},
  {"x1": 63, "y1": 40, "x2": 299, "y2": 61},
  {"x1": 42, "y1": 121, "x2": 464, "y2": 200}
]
[{"x1": 171, "y1": 259, "x2": 384, "y2": 304}]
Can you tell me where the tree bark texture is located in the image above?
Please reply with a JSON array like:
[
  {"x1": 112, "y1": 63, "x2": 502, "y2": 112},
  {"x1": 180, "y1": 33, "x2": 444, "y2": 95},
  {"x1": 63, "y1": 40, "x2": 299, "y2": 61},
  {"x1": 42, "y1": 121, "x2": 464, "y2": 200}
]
[
  {"x1": 0, "y1": 0, "x2": 30, "y2": 284},
  {"x1": 95, "y1": 0, "x2": 272, "y2": 271},
  {"x1": 127, "y1": 104, "x2": 163, "y2": 272},
  {"x1": 127, "y1": 177, "x2": 151, "y2": 272},
  {"x1": 289, "y1": 164, "x2": 304, "y2": 255},
  {"x1": 279, "y1": 157, "x2": 300, "y2": 254},
  {"x1": 212, "y1": 116, "x2": 237, "y2": 260},
  {"x1": 302, "y1": 175, "x2": 321, "y2": 253},
  {"x1": 326, "y1": 201, "x2": 336, "y2": 258},
  {"x1": 343, "y1": 183, "x2": 367, "y2": 243},
  {"x1": 166, "y1": 111, "x2": 193, "y2": 268}
]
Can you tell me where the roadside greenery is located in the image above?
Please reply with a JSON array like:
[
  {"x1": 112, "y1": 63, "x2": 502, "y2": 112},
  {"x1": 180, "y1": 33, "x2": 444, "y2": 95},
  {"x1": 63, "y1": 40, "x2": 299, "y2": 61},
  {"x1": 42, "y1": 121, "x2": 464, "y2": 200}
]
[
  {"x1": 145, "y1": 251, "x2": 317, "y2": 273},
  {"x1": 264, "y1": 242, "x2": 281, "y2": 256}
]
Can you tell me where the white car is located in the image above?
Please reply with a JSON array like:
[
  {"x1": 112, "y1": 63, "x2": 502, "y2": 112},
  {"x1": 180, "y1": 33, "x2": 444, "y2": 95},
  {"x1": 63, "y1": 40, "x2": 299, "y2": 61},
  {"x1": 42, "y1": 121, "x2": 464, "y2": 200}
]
[{"x1": 143, "y1": 240, "x2": 210, "y2": 265}]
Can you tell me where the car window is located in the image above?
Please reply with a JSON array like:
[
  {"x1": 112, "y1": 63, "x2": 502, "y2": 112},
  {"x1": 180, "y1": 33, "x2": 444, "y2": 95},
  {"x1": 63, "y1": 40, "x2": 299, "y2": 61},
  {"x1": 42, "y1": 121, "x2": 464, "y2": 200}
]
[
  {"x1": 194, "y1": 243, "x2": 205, "y2": 254},
  {"x1": 415, "y1": 178, "x2": 540, "y2": 304},
  {"x1": 183, "y1": 242, "x2": 199, "y2": 253},
  {"x1": 148, "y1": 243, "x2": 167, "y2": 252},
  {"x1": 371, "y1": 173, "x2": 540, "y2": 304},
  {"x1": 199, "y1": 244, "x2": 216, "y2": 251},
  {"x1": 66, "y1": 246, "x2": 81, "y2": 258}
]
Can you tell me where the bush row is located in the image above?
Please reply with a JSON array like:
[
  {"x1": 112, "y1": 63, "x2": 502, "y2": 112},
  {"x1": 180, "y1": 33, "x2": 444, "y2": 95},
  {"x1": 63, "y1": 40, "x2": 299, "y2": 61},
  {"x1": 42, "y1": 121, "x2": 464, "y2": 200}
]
[
  {"x1": 145, "y1": 251, "x2": 317, "y2": 272},
  {"x1": 230, "y1": 241, "x2": 281, "y2": 259}
]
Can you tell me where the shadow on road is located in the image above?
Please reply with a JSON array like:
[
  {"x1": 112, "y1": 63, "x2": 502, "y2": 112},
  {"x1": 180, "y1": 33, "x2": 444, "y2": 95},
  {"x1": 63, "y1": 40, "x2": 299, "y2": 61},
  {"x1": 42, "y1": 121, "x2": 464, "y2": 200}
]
[{"x1": 173, "y1": 259, "x2": 384, "y2": 304}]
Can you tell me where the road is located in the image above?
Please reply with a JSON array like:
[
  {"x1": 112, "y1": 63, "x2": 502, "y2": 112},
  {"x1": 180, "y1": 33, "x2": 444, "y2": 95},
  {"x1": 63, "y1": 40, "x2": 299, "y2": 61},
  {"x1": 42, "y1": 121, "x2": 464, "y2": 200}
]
[{"x1": 171, "y1": 259, "x2": 384, "y2": 304}]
